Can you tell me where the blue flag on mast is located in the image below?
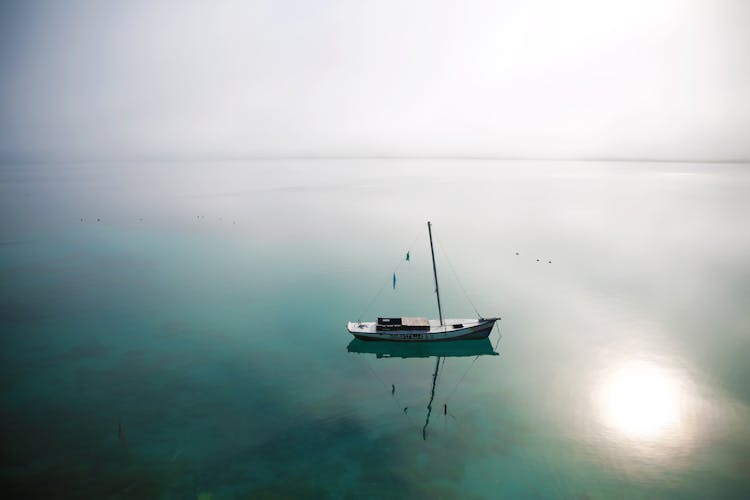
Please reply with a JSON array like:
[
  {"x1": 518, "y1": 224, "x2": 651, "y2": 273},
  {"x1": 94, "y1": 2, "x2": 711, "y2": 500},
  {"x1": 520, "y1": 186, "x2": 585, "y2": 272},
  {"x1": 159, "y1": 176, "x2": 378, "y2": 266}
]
[{"x1": 393, "y1": 272, "x2": 397, "y2": 289}]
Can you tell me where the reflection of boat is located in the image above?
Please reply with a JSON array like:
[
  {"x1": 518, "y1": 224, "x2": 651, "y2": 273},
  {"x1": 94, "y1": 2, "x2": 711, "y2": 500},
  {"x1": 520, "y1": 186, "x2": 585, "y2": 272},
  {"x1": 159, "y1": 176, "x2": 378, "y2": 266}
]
[
  {"x1": 347, "y1": 338, "x2": 498, "y2": 359},
  {"x1": 347, "y1": 221, "x2": 499, "y2": 341},
  {"x1": 348, "y1": 334, "x2": 501, "y2": 440}
]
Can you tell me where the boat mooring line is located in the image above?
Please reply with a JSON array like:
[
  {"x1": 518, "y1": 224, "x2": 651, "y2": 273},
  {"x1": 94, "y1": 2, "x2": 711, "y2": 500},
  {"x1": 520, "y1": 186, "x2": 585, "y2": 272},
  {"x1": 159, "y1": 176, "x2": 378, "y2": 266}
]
[{"x1": 492, "y1": 322, "x2": 502, "y2": 351}]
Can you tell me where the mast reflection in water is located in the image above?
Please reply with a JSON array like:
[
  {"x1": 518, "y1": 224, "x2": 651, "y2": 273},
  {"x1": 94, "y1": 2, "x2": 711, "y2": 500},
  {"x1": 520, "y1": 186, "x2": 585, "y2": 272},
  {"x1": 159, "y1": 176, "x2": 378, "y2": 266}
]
[{"x1": 347, "y1": 337, "x2": 500, "y2": 440}]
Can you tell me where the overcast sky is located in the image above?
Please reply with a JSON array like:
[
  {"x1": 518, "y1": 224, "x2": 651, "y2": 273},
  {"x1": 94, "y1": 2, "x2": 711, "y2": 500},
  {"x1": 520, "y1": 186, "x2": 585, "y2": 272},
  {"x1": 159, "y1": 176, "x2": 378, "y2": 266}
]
[{"x1": 1, "y1": 0, "x2": 748, "y2": 161}]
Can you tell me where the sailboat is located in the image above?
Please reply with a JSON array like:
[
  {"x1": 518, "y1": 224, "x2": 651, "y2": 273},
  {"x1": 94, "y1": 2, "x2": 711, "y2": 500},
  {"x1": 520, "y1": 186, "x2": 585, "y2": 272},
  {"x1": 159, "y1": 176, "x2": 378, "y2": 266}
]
[{"x1": 347, "y1": 221, "x2": 499, "y2": 342}]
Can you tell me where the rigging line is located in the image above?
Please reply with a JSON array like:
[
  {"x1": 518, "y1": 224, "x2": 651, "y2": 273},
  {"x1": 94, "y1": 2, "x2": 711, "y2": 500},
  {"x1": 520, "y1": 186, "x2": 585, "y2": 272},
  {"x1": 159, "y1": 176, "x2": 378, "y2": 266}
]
[
  {"x1": 434, "y1": 236, "x2": 481, "y2": 318},
  {"x1": 443, "y1": 355, "x2": 481, "y2": 403},
  {"x1": 356, "y1": 279, "x2": 388, "y2": 323},
  {"x1": 356, "y1": 231, "x2": 423, "y2": 322},
  {"x1": 444, "y1": 323, "x2": 503, "y2": 403},
  {"x1": 359, "y1": 356, "x2": 420, "y2": 431}
]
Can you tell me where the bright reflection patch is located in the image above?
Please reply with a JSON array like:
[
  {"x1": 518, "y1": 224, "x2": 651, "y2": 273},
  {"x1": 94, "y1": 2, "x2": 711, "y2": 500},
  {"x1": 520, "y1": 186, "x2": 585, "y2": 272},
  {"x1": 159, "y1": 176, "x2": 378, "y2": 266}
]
[{"x1": 599, "y1": 361, "x2": 683, "y2": 439}]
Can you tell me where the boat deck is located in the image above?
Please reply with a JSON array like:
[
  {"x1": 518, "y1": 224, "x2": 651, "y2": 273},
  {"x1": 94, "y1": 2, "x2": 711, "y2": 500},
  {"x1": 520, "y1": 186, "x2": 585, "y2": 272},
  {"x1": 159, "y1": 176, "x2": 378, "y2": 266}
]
[
  {"x1": 350, "y1": 318, "x2": 481, "y2": 334},
  {"x1": 347, "y1": 317, "x2": 497, "y2": 342}
]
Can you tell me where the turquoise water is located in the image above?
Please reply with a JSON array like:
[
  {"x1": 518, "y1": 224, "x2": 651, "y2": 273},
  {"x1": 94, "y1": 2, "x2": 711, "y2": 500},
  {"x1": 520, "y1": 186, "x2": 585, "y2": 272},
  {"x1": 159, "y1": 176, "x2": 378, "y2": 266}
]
[{"x1": 2, "y1": 160, "x2": 750, "y2": 498}]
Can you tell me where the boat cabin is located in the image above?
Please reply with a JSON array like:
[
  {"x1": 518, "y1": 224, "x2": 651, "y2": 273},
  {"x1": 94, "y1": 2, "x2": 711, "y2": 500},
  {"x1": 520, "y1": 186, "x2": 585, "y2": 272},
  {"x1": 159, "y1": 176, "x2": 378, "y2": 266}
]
[{"x1": 376, "y1": 317, "x2": 430, "y2": 331}]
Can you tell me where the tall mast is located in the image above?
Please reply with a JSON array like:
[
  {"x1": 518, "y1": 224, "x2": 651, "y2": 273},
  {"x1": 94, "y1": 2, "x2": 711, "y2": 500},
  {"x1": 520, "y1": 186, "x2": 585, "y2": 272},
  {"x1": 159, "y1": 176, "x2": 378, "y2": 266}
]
[{"x1": 427, "y1": 221, "x2": 444, "y2": 326}]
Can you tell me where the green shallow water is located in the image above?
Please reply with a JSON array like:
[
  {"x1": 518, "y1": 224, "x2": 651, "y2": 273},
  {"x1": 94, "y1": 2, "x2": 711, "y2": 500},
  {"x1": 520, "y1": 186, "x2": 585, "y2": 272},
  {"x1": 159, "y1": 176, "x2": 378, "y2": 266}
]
[{"x1": 2, "y1": 159, "x2": 750, "y2": 498}]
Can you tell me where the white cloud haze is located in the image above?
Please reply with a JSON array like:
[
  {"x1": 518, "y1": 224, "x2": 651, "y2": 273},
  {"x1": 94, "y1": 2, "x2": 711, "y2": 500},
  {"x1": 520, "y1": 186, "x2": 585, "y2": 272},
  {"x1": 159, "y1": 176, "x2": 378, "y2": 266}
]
[{"x1": 1, "y1": 0, "x2": 748, "y2": 160}]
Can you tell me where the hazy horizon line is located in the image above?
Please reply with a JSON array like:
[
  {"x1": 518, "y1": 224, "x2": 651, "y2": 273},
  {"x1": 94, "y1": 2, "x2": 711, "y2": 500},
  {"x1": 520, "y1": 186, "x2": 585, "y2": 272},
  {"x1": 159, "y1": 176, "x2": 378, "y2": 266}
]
[{"x1": 1, "y1": 154, "x2": 748, "y2": 166}]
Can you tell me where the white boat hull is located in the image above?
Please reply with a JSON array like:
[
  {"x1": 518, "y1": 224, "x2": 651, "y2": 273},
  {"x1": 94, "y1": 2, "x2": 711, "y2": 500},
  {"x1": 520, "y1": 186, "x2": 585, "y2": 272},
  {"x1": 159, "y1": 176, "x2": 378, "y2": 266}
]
[{"x1": 347, "y1": 318, "x2": 497, "y2": 342}]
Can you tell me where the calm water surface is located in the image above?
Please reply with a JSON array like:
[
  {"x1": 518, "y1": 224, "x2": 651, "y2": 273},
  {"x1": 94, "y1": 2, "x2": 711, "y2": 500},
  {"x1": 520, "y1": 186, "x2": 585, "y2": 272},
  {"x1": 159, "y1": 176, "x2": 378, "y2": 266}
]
[{"x1": 1, "y1": 160, "x2": 749, "y2": 498}]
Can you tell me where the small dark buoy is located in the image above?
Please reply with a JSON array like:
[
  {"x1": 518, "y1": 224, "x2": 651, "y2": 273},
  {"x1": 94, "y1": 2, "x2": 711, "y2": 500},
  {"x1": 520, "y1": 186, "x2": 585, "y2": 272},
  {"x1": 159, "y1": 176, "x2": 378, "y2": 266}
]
[
  {"x1": 444, "y1": 403, "x2": 447, "y2": 415},
  {"x1": 536, "y1": 258, "x2": 539, "y2": 262},
  {"x1": 97, "y1": 218, "x2": 101, "y2": 222},
  {"x1": 515, "y1": 252, "x2": 519, "y2": 255},
  {"x1": 80, "y1": 218, "x2": 84, "y2": 222},
  {"x1": 548, "y1": 260, "x2": 551, "y2": 264}
]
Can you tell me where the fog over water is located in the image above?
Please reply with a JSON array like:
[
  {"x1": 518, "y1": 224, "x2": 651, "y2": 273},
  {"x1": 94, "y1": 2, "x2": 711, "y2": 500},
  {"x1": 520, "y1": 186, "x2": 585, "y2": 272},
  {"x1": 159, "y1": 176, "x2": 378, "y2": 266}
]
[{"x1": 1, "y1": 0, "x2": 749, "y2": 161}]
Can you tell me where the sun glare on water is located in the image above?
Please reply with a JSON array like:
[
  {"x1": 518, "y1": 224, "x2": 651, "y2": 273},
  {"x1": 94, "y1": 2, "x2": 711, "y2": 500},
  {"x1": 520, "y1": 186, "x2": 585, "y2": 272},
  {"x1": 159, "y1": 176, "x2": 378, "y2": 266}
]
[{"x1": 598, "y1": 361, "x2": 685, "y2": 440}]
